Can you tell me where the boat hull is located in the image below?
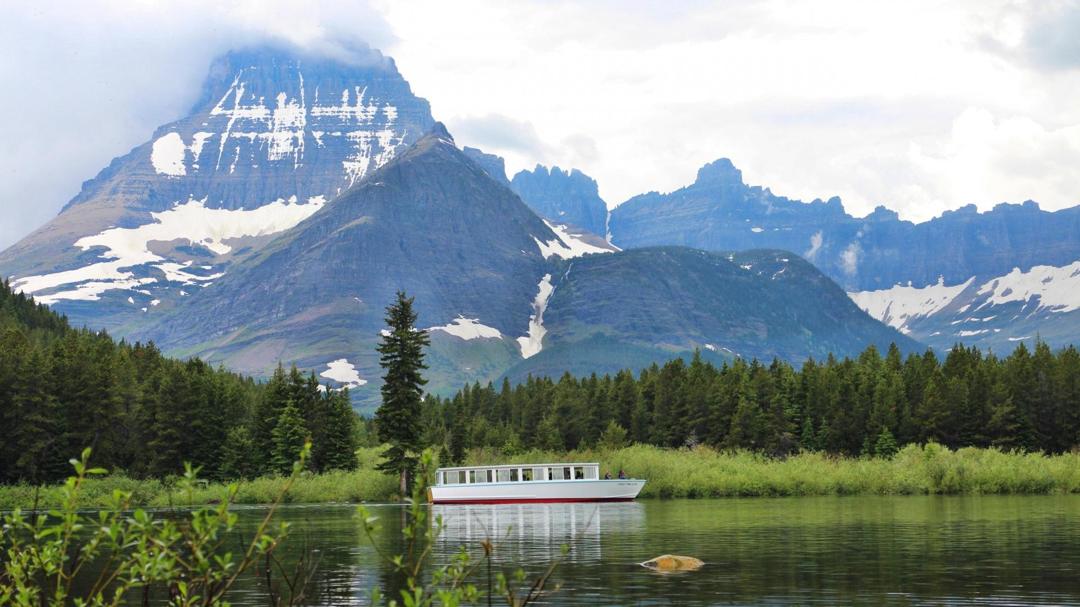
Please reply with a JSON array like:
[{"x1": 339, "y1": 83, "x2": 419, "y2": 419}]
[{"x1": 430, "y1": 479, "x2": 645, "y2": 504}]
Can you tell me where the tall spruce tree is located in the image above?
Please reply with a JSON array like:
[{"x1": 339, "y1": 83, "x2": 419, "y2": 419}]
[
  {"x1": 375, "y1": 291, "x2": 430, "y2": 495},
  {"x1": 270, "y1": 402, "x2": 308, "y2": 475}
]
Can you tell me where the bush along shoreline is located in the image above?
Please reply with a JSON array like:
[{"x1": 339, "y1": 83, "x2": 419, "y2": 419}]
[{"x1": 2, "y1": 443, "x2": 1078, "y2": 510}]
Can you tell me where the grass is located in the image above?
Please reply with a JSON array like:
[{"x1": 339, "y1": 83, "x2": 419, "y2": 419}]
[
  {"x1": 466, "y1": 443, "x2": 1080, "y2": 499},
  {"x1": 2, "y1": 444, "x2": 1078, "y2": 510}
]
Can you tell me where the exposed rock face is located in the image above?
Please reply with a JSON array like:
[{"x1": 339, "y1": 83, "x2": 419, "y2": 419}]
[
  {"x1": 849, "y1": 261, "x2": 1080, "y2": 352},
  {"x1": 610, "y1": 159, "x2": 1080, "y2": 292},
  {"x1": 0, "y1": 46, "x2": 435, "y2": 331},
  {"x1": 608, "y1": 157, "x2": 1080, "y2": 351},
  {"x1": 503, "y1": 247, "x2": 920, "y2": 382},
  {"x1": 136, "y1": 124, "x2": 594, "y2": 406},
  {"x1": 2, "y1": 48, "x2": 938, "y2": 410},
  {"x1": 511, "y1": 165, "x2": 610, "y2": 238},
  {"x1": 462, "y1": 146, "x2": 509, "y2": 184}
]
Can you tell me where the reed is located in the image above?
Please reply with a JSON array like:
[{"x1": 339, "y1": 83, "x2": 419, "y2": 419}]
[
  {"x1": 2, "y1": 444, "x2": 1077, "y2": 509},
  {"x1": 466, "y1": 443, "x2": 1080, "y2": 498}
]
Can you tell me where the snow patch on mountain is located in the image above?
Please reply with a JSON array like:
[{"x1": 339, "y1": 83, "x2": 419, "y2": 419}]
[
  {"x1": 31, "y1": 277, "x2": 158, "y2": 306},
  {"x1": 850, "y1": 261, "x2": 1080, "y2": 337},
  {"x1": 518, "y1": 274, "x2": 554, "y2": 358},
  {"x1": 805, "y1": 231, "x2": 823, "y2": 260},
  {"x1": 848, "y1": 276, "x2": 974, "y2": 333},
  {"x1": 841, "y1": 242, "x2": 860, "y2": 276},
  {"x1": 975, "y1": 261, "x2": 1080, "y2": 313},
  {"x1": 429, "y1": 316, "x2": 503, "y2": 340},
  {"x1": 533, "y1": 221, "x2": 616, "y2": 260},
  {"x1": 151, "y1": 133, "x2": 187, "y2": 176},
  {"x1": 12, "y1": 196, "x2": 325, "y2": 302},
  {"x1": 319, "y1": 358, "x2": 367, "y2": 388},
  {"x1": 207, "y1": 71, "x2": 407, "y2": 182}
]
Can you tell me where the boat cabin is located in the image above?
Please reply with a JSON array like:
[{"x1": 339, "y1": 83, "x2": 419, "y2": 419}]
[{"x1": 436, "y1": 463, "x2": 601, "y2": 486}]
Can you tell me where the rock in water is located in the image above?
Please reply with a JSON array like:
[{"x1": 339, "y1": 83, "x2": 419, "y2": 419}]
[{"x1": 641, "y1": 554, "x2": 705, "y2": 572}]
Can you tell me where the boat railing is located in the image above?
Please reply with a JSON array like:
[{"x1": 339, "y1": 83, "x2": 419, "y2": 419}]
[{"x1": 435, "y1": 463, "x2": 603, "y2": 486}]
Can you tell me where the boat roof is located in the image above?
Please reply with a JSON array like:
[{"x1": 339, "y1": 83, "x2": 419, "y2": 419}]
[{"x1": 436, "y1": 462, "x2": 600, "y2": 472}]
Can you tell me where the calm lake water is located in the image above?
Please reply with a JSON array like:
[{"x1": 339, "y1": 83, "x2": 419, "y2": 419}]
[{"x1": 217, "y1": 496, "x2": 1080, "y2": 605}]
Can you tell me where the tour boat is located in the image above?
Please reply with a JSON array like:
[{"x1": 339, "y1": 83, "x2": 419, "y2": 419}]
[{"x1": 430, "y1": 462, "x2": 645, "y2": 504}]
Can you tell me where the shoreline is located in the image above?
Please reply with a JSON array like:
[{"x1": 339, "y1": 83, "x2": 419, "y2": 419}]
[{"x1": 1, "y1": 443, "x2": 1077, "y2": 510}]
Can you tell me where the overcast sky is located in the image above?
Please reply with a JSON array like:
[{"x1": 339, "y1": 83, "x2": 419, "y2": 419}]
[{"x1": 1, "y1": 0, "x2": 1079, "y2": 250}]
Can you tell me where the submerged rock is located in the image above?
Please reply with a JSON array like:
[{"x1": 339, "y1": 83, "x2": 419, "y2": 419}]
[{"x1": 641, "y1": 554, "x2": 705, "y2": 572}]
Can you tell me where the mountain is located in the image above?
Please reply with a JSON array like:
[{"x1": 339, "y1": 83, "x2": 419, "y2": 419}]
[
  {"x1": 135, "y1": 122, "x2": 912, "y2": 408},
  {"x1": 608, "y1": 158, "x2": 1080, "y2": 352},
  {"x1": 849, "y1": 263, "x2": 1080, "y2": 352},
  {"x1": 136, "y1": 124, "x2": 616, "y2": 404},
  {"x1": 462, "y1": 146, "x2": 509, "y2": 185},
  {"x1": 0, "y1": 46, "x2": 435, "y2": 332},
  {"x1": 504, "y1": 247, "x2": 920, "y2": 380},
  {"x1": 511, "y1": 165, "x2": 610, "y2": 238},
  {"x1": 3, "y1": 48, "x2": 930, "y2": 408}
]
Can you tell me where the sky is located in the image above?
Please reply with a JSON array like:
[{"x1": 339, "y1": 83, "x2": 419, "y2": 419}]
[{"x1": 1, "y1": 0, "x2": 1079, "y2": 251}]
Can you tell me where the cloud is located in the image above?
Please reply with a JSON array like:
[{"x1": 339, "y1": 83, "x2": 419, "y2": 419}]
[
  {"x1": 3, "y1": 0, "x2": 1080, "y2": 250},
  {"x1": 0, "y1": 0, "x2": 394, "y2": 250},
  {"x1": 980, "y1": 1, "x2": 1080, "y2": 71},
  {"x1": 904, "y1": 107, "x2": 1080, "y2": 213},
  {"x1": 449, "y1": 114, "x2": 551, "y2": 158}
]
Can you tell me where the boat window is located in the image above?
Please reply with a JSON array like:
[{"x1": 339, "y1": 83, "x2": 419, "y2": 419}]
[
  {"x1": 510, "y1": 468, "x2": 519, "y2": 482},
  {"x1": 458, "y1": 470, "x2": 467, "y2": 484},
  {"x1": 540, "y1": 467, "x2": 551, "y2": 480},
  {"x1": 523, "y1": 468, "x2": 534, "y2": 481},
  {"x1": 574, "y1": 466, "x2": 584, "y2": 480},
  {"x1": 586, "y1": 466, "x2": 599, "y2": 480},
  {"x1": 436, "y1": 471, "x2": 444, "y2": 485},
  {"x1": 470, "y1": 470, "x2": 489, "y2": 484},
  {"x1": 563, "y1": 467, "x2": 572, "y2": 480},
  {"x1": 497, "y1": 469, "x2": 511, "y2": 482}
]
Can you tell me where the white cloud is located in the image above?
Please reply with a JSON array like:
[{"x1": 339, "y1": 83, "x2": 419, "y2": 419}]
[
  {"x1": 2, "y1": 0, "x2": 1079, "y2": 251},
  {"x1": 380, "y1": 0, "x2": 1080, "y2": 220},
  {"x1": 0, "y1": 0, "x2": 394, "y2": 251}
]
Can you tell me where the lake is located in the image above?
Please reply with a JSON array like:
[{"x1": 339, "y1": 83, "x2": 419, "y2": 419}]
[{"x1": 221, "y1": 495, "x2": 1080, "y2": 605}]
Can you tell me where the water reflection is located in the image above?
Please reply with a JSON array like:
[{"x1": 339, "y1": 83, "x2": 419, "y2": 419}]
[
  {"x1": 76, "y1": 496, "x2": 1080, "y2": 605},
  {"x1": 433, "y1": 502, "x2": 646, "y2": 564}
]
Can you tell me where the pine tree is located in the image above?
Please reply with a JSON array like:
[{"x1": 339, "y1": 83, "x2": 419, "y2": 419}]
[
  {"x1": 270, "y1": 402, "x2": 308, "y2": 475},
  {"x1": 873, "y1": 428, "x2": 899, "y2": 458},
  {"x1": 219, "y1": 425, "x2": 259, "y2": 480},
  {"x1": 314, "y1": 390, "x2": 359, "y2": 472},
  {"x1": 374, "y1": 291, "x2": 430, "y2": 495},
  {"x1": 598, "y1": 420, "x2": 628, "y2": 451},
  {"x1": 254, "y1": 364, "x2": 290, "y2": 474},
  {"x1": 536, "y1": 413, "x2": 564, "y2": 451}
]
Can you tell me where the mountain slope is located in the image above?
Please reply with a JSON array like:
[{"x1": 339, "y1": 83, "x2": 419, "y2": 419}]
[
  {"x1": 0, "y1": 46, "x2": 435, "y2": 331},
  {"x1": 608, "y1": 158, "x2": 1080, "y2": 350},
  {"x1": 849, "y1": 261, "x2": 1080, "y2": 351},
  {"x1": 505, "y1": 247, "x2": 921, "y2": 380},
  {"x1": 137, "y1": 124, "x2": 599, "y2": 403},
  {"x1": 511, "y1": 165, "x2": 610, "y2": 238},
  {"x1": 609, "y1": 159, "x2": 1080, "y2": 292}
]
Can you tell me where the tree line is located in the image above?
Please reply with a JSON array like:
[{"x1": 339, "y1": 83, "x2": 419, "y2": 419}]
[
  {"x1": 0, "y1": 280, "x2": 359, "y2": 485},
  {"x1": 423, "y1": 341, "x2": 1080, "y2": 460}
]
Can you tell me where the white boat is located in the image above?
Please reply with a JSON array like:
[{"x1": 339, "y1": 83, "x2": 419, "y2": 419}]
[{"x1": 430, "y1": 462, "x2": 645, "y2": 504}]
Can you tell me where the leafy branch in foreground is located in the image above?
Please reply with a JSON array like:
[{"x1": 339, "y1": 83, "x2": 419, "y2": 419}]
[
  {"x1": 358, "y1": 450, "x2": 573, "y2": 607},
  {"x1": 0, "y1": 443, "x2": 315, "y2": 606}
]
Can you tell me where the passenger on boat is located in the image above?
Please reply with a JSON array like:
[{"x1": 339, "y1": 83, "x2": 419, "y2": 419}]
[
  {"x1": 618, "y1": 469, "x2": 626, "y2": 479},
  {"x1": 604, "y1": 472, "x2": 612, "y2": 479}
]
